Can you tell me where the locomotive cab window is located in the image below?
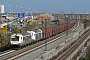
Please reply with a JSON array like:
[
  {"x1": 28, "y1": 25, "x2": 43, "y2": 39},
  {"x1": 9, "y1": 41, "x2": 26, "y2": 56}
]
[{"x1": 11, "y1": 36, "x2": 19, "y2": 41}]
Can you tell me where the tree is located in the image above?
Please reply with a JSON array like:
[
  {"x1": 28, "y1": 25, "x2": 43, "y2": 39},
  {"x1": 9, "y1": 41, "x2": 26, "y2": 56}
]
[{"x1": 0, "y1": 32, "x2": 10, "y2": 48}]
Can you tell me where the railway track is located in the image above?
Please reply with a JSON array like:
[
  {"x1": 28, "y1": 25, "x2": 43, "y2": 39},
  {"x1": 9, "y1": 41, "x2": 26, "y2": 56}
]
[
  {"x1": 0, "y1": 22, "x2": 79, "y2": 60},
  {"x1": 0, "y1": 50, "x2": 16, "y2": 57},
  {"x1": 55, "y1": 28, "x2": 90, "y2": 60}
]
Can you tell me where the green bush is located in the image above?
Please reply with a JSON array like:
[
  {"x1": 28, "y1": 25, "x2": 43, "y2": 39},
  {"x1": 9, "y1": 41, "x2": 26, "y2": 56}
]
[{"x1": 0, "y1": 32, "x2": 10, "y2": 48}]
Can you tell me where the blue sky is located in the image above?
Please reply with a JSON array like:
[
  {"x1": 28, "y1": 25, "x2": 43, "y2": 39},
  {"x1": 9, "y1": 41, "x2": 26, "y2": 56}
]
[{"x1": 0, "y1": 0, "x2": 90, "y2": 13}]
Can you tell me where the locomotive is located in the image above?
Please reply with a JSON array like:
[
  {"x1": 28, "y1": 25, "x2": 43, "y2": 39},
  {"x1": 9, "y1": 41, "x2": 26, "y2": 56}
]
[
  {"x1": 10, "y1": 19, "x2": 76, "y2": 47},
  {"x1": 10, "y1": 29, "x2": 42, "y2": 47}
]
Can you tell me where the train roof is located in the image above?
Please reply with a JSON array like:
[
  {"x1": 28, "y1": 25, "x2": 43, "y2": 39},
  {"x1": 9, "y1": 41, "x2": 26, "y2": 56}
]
[
  {"x1": 22, "y1": 33, "x2": 31, "y2": 37},
  {"x1": 11, "y1": 33, "x2": 31, "y2": 37},
  {"x1": 27, "y1": 31, "x2": 31, "y2": 33},
  {"x1": 33, "y1": 29, "x2": 42, "y2": 33},
  {"x1": 11, "y1": 29, "x2": 42, "y2": 37},
  {"x1": 11, "y1": 33, "x2": 22, "y2": 36}
]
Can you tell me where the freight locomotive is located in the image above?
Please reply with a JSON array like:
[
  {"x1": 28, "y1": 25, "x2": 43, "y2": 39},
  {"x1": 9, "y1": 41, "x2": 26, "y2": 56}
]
[
  {"x1": 10, "y1": 29, "x2": 42, "y2": 47},
  {"x1": 10, "y1": 19, "x2": 76, "y2": 47}
]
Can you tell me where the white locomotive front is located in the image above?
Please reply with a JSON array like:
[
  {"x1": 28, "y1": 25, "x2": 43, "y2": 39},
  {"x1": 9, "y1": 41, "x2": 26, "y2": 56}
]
[{"x1": 10, "y1": 34, "x2": 24, "y2": 47}]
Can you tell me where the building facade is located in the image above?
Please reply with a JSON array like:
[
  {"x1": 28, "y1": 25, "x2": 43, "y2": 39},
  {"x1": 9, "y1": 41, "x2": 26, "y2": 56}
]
[{"x1": 37, "y1": 14, "x2": 54, "y2": 21}]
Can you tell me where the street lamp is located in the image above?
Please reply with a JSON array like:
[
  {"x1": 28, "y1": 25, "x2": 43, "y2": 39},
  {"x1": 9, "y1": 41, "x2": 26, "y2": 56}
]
[
  {"x1": 16, "y1": 6, "x2": 18, "y2": 13},
  {"x1": 21, "y1": 7, "x2": 23, "y2": 13},
  {"x1": 29, "y1": 8, "x2": 30, "y2": 12},
  {"x1": 9, "y1": 5, "x2": 11, "y2": 13},
  {"x1": 15, "y1": 6, "x2": 18, "y2": 28},
  {"x1": 16, "y1": 6, "x2": 18, "y2": 19},
  {"x1": 28, "y1": 8, "x2": 30, "y2": 17},
  {"x1": 9, "y1": 5, "x2": 11, "y2": 20},
  {"x1": 33, "y1": 9, "x2": 34, "y2": 13},
  {"x1": 35, "y1": 7, "x2": 37, "y2": 13}
]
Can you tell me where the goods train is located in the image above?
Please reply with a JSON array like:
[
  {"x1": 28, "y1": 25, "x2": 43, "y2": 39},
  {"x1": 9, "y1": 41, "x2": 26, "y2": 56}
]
[{"x1": 10, "y1": 19, "x2": 76, "y2": 47}]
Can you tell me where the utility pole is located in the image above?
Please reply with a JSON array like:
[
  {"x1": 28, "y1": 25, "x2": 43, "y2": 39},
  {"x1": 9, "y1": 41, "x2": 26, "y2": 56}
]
[
  {"x1": 65, "y1": 16, "x2": 68, "y2": 39},
  {"x1": 41, "y1": 17, "x2": 47, "y2": 52},
  {"x1": 41, "y1": 17, "x2": 44, "y2": 28},
  {"x1": 16, "y1": 6, "x2": 18, "y2": 28},
  {"x1": 35, "y1": 7, "x2": 38, "y2": 29},
  {"x1": 44, "y1": 19, "x2": 47, "y2": 52}
]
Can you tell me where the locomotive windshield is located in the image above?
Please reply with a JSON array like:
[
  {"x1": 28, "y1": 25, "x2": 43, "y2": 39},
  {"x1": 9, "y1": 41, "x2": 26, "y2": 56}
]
[{"x1": 11, "y1": 36, "x2": 19, "y2": 41}]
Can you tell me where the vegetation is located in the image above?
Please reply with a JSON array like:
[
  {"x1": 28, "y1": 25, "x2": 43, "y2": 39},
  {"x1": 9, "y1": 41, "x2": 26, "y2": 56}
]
[
  {"x1": 80, "y1": 45, "x2": 90, "y2": 60},
  {"x1": 0, "y1": 31, "x2": 10, "y2": 48},
  {"x1": 81, "y1": 55, "x2": 90, "y2": 60}
]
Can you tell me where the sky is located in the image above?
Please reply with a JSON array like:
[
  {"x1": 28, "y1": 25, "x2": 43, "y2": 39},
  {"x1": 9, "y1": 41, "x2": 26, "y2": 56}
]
[{"x1": 0, "y1": 0, "x2": 90, "y2": 13}]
